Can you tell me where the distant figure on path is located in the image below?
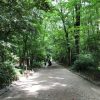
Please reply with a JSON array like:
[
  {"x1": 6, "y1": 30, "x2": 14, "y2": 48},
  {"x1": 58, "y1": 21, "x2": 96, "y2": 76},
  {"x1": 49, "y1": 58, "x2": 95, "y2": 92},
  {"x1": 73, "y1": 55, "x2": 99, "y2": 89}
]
[
  {"x1": 48, "y1": 59, "x2": 52, "y2": 66},
  {"x1": 44, "y1": 55, "x2": 52, "y2": 67}
]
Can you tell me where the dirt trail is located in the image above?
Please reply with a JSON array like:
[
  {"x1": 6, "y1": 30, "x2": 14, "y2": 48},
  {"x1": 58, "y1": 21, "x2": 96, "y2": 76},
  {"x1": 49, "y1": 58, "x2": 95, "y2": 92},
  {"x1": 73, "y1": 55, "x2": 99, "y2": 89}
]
[{"x1": 0, "y1": 62, "x2": 100, "y2": 100}]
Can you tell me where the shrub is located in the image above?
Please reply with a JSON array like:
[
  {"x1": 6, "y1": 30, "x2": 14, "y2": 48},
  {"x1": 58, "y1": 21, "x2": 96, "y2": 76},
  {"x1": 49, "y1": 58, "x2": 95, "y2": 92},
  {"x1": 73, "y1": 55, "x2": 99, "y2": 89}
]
[
  {"x1": 0, "y1": 63, "x2": 16, "y2": 88},
  {"x1": 31, "y1": 61, "x2": 42, "y2": 69},
  {"x1": 72, "y1": 54, "x2": 96, "y2": 72}
]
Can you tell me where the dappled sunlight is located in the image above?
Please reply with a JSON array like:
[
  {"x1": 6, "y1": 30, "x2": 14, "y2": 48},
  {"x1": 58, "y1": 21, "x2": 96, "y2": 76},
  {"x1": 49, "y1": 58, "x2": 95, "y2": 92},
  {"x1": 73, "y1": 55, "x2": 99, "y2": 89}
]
[
  {"x1": 1, "y1": 63, "x2": 100, "y2": 100},
  {"x1": 49, "y1": 76, "x2": 64, "y2": 80},
  {"x1": 13, "y1": 73, "x2": 42, "y2": 85},
  {"x1": 7, "y1": 71, "x2": 68, "y2": 99},
  {"x1": 91, "y1": 88, "x2": 100, "y2": 95},
  {"x1": 5, "y1": 95, "x2": 22, "y2": 100},
  {"x1": 17, "y1": 78, "x2": 68, "y2": 94},
  {"x1": 0, "y1": 67, "x2": 100, "y2": 100},
  {"x1": 4, "y1": 80, "x2": 68, "y2": 100},
  {"x1": 19, "y1": 73, "x2": 41, "y2": 81},
  {"x1": 51, "y1": 82, "x2": 67, "y2": 87},
  {"x1": 22, "y1": 85, "x2": 51, "y2": 94},
  {"x1": 21, "y1": 81, "x2": 67, "y2": 94}
]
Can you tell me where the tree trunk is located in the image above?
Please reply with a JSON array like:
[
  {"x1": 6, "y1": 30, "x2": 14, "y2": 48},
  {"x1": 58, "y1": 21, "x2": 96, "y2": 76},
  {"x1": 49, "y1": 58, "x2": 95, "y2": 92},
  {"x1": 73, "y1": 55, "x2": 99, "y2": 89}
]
[
  {"x1": 74, "y1": 2, "x2": 81, "y2": 55},
  {"x1": 60, "y1": 8, "x2": 71, "y2": 66}
]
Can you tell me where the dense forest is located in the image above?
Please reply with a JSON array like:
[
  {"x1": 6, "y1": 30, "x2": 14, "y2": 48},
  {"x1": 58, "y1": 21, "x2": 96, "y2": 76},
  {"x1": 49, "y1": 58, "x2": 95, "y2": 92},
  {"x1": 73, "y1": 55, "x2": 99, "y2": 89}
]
[{"x1": 0, "y1": 0, "x2": 100, "y2": 87}]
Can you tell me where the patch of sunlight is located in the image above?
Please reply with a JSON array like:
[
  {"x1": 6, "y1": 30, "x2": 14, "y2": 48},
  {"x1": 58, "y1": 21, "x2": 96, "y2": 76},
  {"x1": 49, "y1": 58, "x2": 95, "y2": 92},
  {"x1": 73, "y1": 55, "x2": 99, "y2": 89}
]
[
  {"x1": 22, "y1": 85, "x2": 51, "y2": 94},
  {"x1": 14, "y1": 80, "x2": 33, "y2": 85},
  {"x1": 6, "y1": 96, "x2": 12, "y2": 99},
  {"x1": 30, "y1": 73, "x2": 41, "y2": 79},
  {"x1": 52, "y1": 0, "x2": 68, "y2": 6},
  {"x1": 19, "y1": 72, "x2": 41, "y2": 81},
  {"x1": 21, "y1": 82, "x2": 67, "y2": 97},
  {"x1": 14, "y1": 80, "x2": 45, "y2": 88},
  {"x1": 91, "y1": 88, "x2": 100, "y2": 95},
  {"x1": 5, "y1": 94, "x2": 22, "y2": 100},
  {"x1": 98, "y1": 67, "x2": 100, "y2": 71},
  {"x1": 52, "y1": 82, "x2": 67, "y2": 87},
  {"x1": 5, "y1": 96, "x2": 16, "y2": 100},
  {"x1": 49, "y1": 76, "x2": 64, "y2": 80}
]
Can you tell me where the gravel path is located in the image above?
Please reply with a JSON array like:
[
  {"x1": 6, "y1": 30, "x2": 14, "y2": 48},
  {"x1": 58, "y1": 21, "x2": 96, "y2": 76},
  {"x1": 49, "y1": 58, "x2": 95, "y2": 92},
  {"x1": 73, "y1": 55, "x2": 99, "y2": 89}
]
[{"x1": 0, "y1": 63, "x2": 100, "y2": 100}]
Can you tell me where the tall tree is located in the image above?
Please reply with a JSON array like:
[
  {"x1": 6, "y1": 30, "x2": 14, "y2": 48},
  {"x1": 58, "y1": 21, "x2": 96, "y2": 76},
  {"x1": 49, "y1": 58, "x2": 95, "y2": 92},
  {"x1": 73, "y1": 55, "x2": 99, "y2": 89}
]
[{"x1": 74, "y1": 1, "x2": 81, "y2": 55}]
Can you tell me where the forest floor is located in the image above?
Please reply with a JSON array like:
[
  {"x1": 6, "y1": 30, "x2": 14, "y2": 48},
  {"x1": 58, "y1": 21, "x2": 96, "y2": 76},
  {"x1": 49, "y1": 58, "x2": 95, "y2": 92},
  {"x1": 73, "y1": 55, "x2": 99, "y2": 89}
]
[{"x1": 0, "y1": 62, "x2": 100, "y2": 100}]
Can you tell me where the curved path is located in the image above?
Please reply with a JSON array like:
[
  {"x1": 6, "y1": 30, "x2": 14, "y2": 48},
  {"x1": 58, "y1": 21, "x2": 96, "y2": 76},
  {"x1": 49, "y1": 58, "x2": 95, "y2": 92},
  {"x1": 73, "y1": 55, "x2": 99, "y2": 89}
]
[{"x1": 0, "y1": 62, "x2": 100, "y2": 100}]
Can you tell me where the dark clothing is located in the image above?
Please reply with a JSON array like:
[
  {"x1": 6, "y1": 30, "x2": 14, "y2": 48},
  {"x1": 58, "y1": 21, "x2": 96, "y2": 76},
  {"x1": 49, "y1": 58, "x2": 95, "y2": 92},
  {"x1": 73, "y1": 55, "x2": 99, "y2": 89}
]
[
  {"x1": 48, "y1": 59, "x2": 52, "y2": 66},
  {"x1": 44, "y1": 58, "x2": 52, "y2": 66}
]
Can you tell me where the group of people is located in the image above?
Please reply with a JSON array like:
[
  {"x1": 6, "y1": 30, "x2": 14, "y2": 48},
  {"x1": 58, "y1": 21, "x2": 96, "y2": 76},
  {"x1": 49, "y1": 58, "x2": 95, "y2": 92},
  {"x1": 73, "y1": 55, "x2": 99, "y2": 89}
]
[{"x1": 44, "y1": 56, "x2": 52, "y2": 67}]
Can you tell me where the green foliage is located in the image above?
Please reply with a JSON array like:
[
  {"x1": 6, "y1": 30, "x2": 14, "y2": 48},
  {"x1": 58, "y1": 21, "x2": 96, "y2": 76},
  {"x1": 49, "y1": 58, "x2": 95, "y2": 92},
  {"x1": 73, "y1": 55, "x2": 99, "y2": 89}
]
[
  {"x1": 31, "y1": 61, "x2": 42, "y2": 69},
  {"x1": 54, "y1": 49, "x2": 67, "y2": 64},
  {"x1": 33, "y1": 0, "x2": 51, "y2": 11},
  {"x1": 14, "y1": 68, "x2": 24, "y2": 76},
  {"x1": 0, "y1": 63, "x2": 16, "y2": 88},
  {"x1": 0, "y1": 0, "x2": 100, "y2": 86},
  {"x1": 72, "y1": 54, "x2": 97, "y2": 72}
]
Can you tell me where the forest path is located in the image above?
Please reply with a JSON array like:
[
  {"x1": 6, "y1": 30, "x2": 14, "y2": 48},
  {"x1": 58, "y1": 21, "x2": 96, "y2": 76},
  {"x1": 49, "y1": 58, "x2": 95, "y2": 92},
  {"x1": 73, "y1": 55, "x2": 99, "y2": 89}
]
[{"x1": 0, "y1": 62, "x2": 100, "y2": 100}]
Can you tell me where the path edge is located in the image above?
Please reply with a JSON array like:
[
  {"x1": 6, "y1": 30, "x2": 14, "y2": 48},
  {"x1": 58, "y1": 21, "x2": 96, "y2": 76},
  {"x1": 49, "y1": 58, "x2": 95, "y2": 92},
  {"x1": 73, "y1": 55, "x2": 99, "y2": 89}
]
[
  {"x1": 0, "y1": 86, "x2": 10, "y2": 96},
  {"x1": 69, "y1": 69, "x2": 100, "y2": 86}
]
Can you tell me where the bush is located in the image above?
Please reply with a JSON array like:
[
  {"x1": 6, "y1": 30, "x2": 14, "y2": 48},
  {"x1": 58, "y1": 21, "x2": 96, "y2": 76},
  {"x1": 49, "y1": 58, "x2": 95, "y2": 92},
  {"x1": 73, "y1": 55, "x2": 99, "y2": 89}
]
[
  {"x1": 0, "y1": 63, "x2": 16, "y2": 88},
  {"x1": 72, "y1": 54, "x2": 96, "y2": 72},
  {"x1": 31, "y1": 61, "x2": 42, "y2": 69}
]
